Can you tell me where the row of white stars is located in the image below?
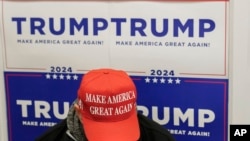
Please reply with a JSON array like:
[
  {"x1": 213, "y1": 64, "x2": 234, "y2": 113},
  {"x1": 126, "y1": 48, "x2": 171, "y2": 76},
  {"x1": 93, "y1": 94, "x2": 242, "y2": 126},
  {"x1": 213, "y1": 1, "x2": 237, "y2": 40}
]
[
  {"x1": 45, "y1": 73, "x2": 79, "y2": 80},
  {"x1": 45, "y1": 74, "x2": 181, "y2": 84},
  {"x1": 145, "y1": 77, "x2": 181, "y2": 84}
]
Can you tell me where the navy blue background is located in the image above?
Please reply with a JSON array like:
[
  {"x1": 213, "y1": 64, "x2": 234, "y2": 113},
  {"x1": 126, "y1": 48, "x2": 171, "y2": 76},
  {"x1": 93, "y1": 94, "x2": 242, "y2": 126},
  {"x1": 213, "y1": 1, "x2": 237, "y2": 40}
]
[{"x1": 4, "y1": 72, "x2": 228, "y2": 141}]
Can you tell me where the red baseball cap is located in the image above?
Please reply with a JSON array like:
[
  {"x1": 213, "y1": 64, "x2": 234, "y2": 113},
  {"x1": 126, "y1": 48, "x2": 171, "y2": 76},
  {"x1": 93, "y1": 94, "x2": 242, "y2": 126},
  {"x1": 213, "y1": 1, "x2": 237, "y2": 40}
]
[{"x1": 77, "y1": 68, "x2": 140, "y2": 141}]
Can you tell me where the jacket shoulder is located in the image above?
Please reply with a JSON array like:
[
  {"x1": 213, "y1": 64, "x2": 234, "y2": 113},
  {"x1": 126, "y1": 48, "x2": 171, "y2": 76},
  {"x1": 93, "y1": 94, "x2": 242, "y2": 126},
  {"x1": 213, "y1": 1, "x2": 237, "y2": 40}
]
[
  {"x1": 35, "y1": 119, "x2": 71, "y2": 141},
  {"x1": 138, "y1": 113, "x2": 175, "y2": 141}
]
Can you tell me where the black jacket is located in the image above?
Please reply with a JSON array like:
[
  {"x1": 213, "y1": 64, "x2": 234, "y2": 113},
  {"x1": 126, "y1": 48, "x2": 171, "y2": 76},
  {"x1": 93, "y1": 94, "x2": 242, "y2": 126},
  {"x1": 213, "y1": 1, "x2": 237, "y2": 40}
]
[{"x1": 35, "y1": 113, "x2": 175, "y2": 141}]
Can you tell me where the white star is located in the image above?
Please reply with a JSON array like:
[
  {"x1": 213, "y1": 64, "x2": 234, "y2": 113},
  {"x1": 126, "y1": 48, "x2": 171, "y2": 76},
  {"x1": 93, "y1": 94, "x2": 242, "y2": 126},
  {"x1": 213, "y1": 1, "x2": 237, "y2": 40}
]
[
  {"x1": 59, "y1": 74, "x2": 64, "y2": 80},
  {"x1": 73, "y1": 74, "x2": 78, "y2": 80},
  {"x1": 53, "y1": 74, "x2": 58, "y2": 79},
  {"x1": 175, "y1": 78, "x2": 181, "y2": 84},
  {"x1": 152, "y1": 77, "x2": 158, "y2": 83},
  {"x1": 66, "y1": 74, "x2": 71, "y2": 80},
  {"x1": 145, "y1": 77, "x2": 150, "y2": 83},
  {"x1": 168, "y1": 78, "x2": 173, "y2": 84},
  {"x1": 160, "y1": 78, "x2": 166, "y2": 83},
  {"x1": 45, "y1": 73, "x2": 51, "y2": 79}
]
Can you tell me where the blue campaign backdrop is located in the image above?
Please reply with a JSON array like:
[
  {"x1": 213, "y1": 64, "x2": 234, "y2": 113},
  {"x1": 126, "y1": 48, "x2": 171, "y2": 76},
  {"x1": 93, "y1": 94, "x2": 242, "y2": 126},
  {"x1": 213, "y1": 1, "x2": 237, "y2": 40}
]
[{"x1": 4, "y1": 72, "x2": 228, "y2": 141}]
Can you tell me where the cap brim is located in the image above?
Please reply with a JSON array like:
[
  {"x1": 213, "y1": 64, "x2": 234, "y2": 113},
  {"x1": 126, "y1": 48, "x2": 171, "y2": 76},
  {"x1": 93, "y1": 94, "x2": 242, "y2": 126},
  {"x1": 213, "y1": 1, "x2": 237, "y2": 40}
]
[{"x1": 82, "y1": 112, "x2": 140, "y2": 141}]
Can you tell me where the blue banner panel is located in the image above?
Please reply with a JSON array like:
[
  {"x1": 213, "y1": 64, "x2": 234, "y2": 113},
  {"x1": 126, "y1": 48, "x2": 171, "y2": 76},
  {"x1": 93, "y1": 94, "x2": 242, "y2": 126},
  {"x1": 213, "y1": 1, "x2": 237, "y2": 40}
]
[
  {"x1": 135, "y1": 77, "x2": 228, "y2": 141},
  {"x1": 4, "y1": 72, "x2": 228, "y2": 141}
]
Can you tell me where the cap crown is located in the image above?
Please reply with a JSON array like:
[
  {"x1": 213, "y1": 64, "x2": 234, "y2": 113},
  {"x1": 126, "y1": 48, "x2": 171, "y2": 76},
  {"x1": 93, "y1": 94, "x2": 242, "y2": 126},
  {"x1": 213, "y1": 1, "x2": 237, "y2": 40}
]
[{"x1": 77, "y1": 69, "x2": 137, "y2": 122}]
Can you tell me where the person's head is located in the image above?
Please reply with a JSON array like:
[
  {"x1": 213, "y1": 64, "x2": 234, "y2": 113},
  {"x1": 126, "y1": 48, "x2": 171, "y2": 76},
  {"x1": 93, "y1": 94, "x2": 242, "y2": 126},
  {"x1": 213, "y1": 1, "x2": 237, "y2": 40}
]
[{"x1": 74, "y1": 68, "x2": 140, "y2": 141}]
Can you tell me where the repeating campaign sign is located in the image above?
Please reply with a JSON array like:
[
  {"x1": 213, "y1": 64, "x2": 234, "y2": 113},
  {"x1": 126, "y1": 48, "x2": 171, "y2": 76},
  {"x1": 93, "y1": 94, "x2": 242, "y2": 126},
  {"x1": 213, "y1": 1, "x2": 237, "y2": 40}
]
[
  {"x1": 0, "y1": 0, "x2": 229, "y2": 141},
  {"x1": 5, "y1": 72, "x2": 228, "y2": 141},
  {"x1": 2, "y1": 0, "x2": 228, "y2": 77}
]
